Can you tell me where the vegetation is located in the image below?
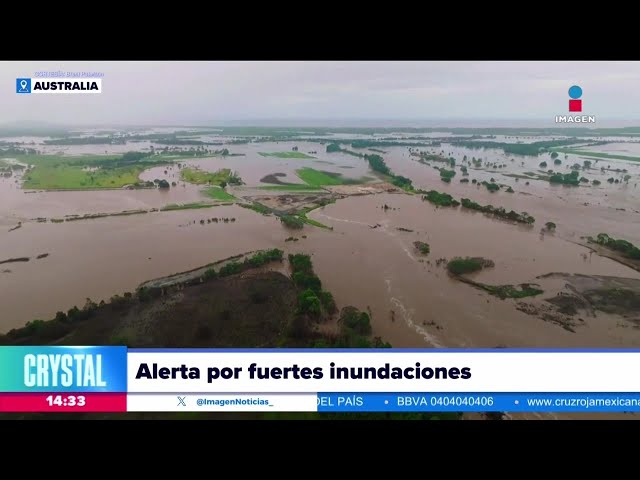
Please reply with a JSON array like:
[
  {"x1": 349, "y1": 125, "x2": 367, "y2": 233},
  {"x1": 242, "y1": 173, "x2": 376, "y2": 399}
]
[
  {"x1": 461, "y1": 198, "x2": 535, "y2": 224},
  {"x1": 202, "y1": 187, "x2": 236, "y2": 201},
  {"x1": 259, "y1": 151, "x2": 315, "y2": 159},
  {"x1": 545, "y1": 222, "x2": 557, "y2": 231},
  {"x1": 590, "y1": 233, "x2": 640, "y2": 260},
  {"x1": 447, "y1": 257, "x2": 494, "y2": 275},
  {"x1": 439, "y1": 168, "x2": 456, "y2": 182},
  {"x1": 160, "y1": 202, "x2": 219, "y2": 211},
  {"x1": 295, "y1": 168, "x2": 362, "y2": 187},
  {"x1": 482, "y1": 181, "x2": 500, "y2": 192},
  {"x1": 18, "y1": 151, "x2": 174, "y2": 190},
  {"x1": 549, "y1": 170, "x2": 580, "y2": 186},
  {"x1": 279, "y1": 215, "x2": 305, "y2": 229},
  {"x1": 290, "y1": 207, "x2": 332, "y2": 230},
  {"x1": 238, "y1": 202, "x2": 272, "y2": 215},
  {"x1": 288, "y1": 254, "x2": 336, "y2": 317},
  {"x1": 413, "y1": 241, "x2": 430, "y2": 255},
  {"x1": 455, "y1": 277, "x2": 544, "y2": 299},
  {"x1": 22, "y1": 165, "x2": 143, "y2": 190},
  {"x1": 422, "y1": 190, "x2": 460, "y2": 207},
  {"x1": 553, "y1": 149, "x2": 640, "y2": 163},
  {"x1": 340, "y1": 306, "x2": 372, "y2": 335},
  {"x1": 218, "y1": 249, "x2": 284, "y2": 277},
  {"x1": 181, "y1": 167, "x2": 242, "y2": 186},
  {"x1": 451, "y1": 138, "x2": 587, "y2": 156}
]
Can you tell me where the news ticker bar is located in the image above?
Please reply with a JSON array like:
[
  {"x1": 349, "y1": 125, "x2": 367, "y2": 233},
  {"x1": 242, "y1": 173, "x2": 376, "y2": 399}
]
[
  {"x1": 4, "y1": 346, "x2": 640, "y2": 416},
  {"x1": 2, "y1": 393, "x2": 640, "y2": 413}
]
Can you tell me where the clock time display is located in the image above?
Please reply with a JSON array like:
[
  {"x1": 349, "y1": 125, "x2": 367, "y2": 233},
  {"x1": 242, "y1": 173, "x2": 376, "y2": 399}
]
[{"x1": 45, "y1": 395, "x2": 86, "y2": 407}]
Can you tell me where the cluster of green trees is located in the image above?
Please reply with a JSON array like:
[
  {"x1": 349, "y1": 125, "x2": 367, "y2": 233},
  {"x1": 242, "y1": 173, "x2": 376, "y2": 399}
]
[
  {"x1": 289, "y1": 254, "x2": 337, "y2": 319},
  {"x1": 279, "y1": 215, "x2": 304, "y2": 229},
  {"x1": 481, "y1": 181, "x2": 500, "y2": 192},
  {"x1": 549, "y1": 170, "x2": 580, "y2": 186},
  {"x1": 414, "y1": 241, "x2": 430, "y2": 255},
  {"x1": 422, "y1": 190, "x2": 460, "y2": 207},
  {"x1": 439, "y1": 168, "x2": 456, "y2": 183},
  {"x1": 592, "y1": 234, "x2": 640, "y2": 260},
  {"x1": 239, "y1": 203, "x2": 272, "y2": 215},
  {"x1": 447, "y1": 257, "x2": 487, "y2": 275},
  {"x1": 461, "y1": 198, "x2": 535, "y2": 224},
  {"x1": 364, "y1": 154, "x2": 391, "y2": 176},
  {"x1": 450, "y1": 138, "x2": 584, "y2": 156},
  {"x1": 390, "y1": 175, "x2": 413, "y2": 189},
  {"x1": 207, "y1": 249, "x2": 285, "y2": 278},
  {"x1": 340, "y1": 306, "x2": 372, "y2": 335}
]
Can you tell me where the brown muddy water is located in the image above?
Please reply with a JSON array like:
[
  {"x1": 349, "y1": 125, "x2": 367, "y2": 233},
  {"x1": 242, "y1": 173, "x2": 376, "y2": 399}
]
[
  {"x1": 2, "y1": 141, "x2": 640, "y2": 352},
  {"x1": 3, "y1": 192, "x2": 640, "y2": 352},
  {"x1": 381, "y1": 146, "x2": 640, "y2": 245}
]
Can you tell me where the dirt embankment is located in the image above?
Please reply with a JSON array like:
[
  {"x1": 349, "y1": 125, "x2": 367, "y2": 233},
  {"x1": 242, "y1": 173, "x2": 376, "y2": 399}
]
[
  {"x1": 516, "y1": 273, "x2": 640, "y2": 332},
  {"x1": 572, "y1": 241, "x2": 640, "y2": 274}
]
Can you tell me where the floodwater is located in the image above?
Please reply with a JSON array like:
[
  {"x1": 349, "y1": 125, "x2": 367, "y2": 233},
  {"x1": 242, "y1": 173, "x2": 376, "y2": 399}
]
[
  {"x1": 2, "y1": 191, "x2": 640, "y2": 350},
  {"x1": 2, "y1": 139, "x2": 640, "y2": 354},
  {"x1": 380, "y1": 146, "x2": 640, "y2": 245},
  {"x1": 0, "y1": 141, "x2": 370, "y2": 224}
]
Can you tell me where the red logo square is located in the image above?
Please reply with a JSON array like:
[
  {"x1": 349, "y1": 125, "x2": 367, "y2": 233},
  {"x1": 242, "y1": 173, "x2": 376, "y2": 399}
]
[{"x1": 569, "y1": 99, "x2": 582, "y2": 112}]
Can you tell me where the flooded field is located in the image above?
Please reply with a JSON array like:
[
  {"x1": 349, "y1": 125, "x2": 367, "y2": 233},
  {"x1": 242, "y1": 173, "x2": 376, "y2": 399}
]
[{"x1": 2, "y1": 132, "x2": 640, "y2": 356}]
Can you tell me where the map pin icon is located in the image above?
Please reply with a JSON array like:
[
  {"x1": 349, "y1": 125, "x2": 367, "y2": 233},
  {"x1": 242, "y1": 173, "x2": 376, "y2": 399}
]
[{"x1": 20, "y1": 80, "x2": 27, "y2": 90}]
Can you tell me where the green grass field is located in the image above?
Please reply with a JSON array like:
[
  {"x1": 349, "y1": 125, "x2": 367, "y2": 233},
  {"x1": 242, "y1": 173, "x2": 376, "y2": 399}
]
[
  {"x1": 259, "y1": 151, "x2": 316, "y2": 159},
  {"x1": 14, "y1": 154, "x2": 121, "y2": 167},
  {"x1": 554, "y1": 149, "x2": 640, "y2": 163},
  {"x1": 180, "y1": 167, "x2": 235, "y2": 185},
  {"x1": 22, "y1": 165, "x2": 142, "y2": 189},
  {"x1": 202, "y1": 187, "x2": 236, "y2": 200},
  {"x1": 295, "y1": 167, "x2": 361, "y2": 186}
]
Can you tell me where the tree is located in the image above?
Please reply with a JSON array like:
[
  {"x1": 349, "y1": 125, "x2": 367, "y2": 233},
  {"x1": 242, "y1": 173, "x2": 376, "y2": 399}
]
[
  {"x1": 545, "y1": 222, "x2": 556, "y2": 231},
  {"x1": 550, "y1": 152, "x2": 559, "y2": 159}
]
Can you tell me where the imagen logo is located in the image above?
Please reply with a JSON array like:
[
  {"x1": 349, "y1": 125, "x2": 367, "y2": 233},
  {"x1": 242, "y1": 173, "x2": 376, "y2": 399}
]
[
  {"x1": 555, "y1": 85, "x2": 595, "y2": 123},
  {"x1": 15, "y1": 77, "x2": 102, "y2": 94},
  {"x1": 568, "y1": 85, "x2": 582, "y2": 112}
]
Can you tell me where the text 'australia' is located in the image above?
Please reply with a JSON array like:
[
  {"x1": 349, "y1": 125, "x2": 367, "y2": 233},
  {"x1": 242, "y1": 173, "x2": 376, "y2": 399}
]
[{"x1": 33, "y1": 81, "x2": 100, "y2": 91}]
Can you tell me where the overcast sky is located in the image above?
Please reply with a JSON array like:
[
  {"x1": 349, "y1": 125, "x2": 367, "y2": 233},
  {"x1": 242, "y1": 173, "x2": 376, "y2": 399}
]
[{"x1": 2, "y1": 61, "x2": 640, "y2": 126}]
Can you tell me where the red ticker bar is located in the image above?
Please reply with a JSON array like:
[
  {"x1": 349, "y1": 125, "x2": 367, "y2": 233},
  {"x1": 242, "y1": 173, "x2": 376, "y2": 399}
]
[{"x1": 0, "y1": 393, "x2": 127, "y2": 412}]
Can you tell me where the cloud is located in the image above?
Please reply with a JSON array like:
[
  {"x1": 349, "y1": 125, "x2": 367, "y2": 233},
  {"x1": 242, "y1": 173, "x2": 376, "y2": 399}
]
[{"x1": 1, "y1": 61, "x2": 639, "y2": 125}]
